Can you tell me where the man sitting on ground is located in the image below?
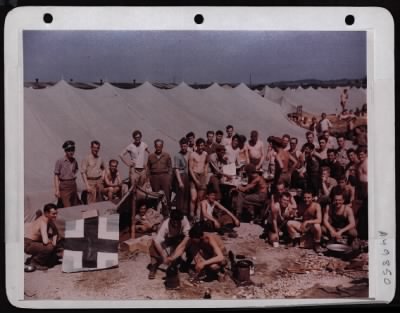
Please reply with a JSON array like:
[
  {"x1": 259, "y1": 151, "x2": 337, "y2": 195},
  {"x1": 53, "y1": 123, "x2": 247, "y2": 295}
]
[
  {"x1": 135, "y1": 200, "x2": 163, "y2": 235},
  {"x1": 287, "y1": 190, "x2": 323, "y2": 253},
  {"x1": 330, "y1": 175, "x2": 355, "y2": 205},
  {"x1": 24, "y1": 203, "x2": 60, "y2": 270},
  {"x1": 103, "y1": 159, "x2": 123, "y2": 201},
  {"x1": 148, "y1": 210, "x2": 190, "y2": 279},
  {"x1": 167, "y1": 223, "x2": 227, "y2": 282},
  {"x1": 323, "y1": 192, "x2": 357, "y2": 244},
  {"x1": 264, "y1": 192, "x2": 298, "y2": 247},
  {"x1": 200, "y1": 188, "x2": 240, "y2": 235}
]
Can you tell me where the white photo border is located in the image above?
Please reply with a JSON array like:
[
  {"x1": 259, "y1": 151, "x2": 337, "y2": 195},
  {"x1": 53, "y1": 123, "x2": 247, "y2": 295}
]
[{"x1": 4, "y1": 6, "x2": 395, "y2": 308}]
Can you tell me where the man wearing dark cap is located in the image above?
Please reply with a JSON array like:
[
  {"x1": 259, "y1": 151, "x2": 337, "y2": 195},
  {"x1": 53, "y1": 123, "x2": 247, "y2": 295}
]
[{"x1": 54, "y1": 140, "x2": 80, "y2": 207}]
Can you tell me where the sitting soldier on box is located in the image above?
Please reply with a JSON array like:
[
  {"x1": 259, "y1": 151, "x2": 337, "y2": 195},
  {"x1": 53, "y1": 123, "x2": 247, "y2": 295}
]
[
  {"x1": 148, "y1": 210, "x2": 190, "y2": 279},
  {"x1": 200, "y1": 188, "x2": 240, "y2": 235},
  {"x1": 167, "y1": 223, "x2": 227, "y2": 282},
  {"x1": 135, "y1": 200, "x2": 163, "y2": 235},
  {"x1": 323, "y1": 192, "x2": 358, "y2": 244},
  {"x1": 232, "y1": 163, "x2": 268, "y2": 222},
  {"x1": 24, "y1": 203, "x2": 61, "y2": 270}
]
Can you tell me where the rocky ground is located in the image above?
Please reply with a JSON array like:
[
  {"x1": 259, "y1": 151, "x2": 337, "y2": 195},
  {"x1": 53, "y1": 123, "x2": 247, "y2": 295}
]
[{"x1": 24, "y1": 223, "x2": 368, "y2": 301}]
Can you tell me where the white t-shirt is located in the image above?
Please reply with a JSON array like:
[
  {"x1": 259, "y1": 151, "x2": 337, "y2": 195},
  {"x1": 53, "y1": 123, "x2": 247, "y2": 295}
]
[
  {"x1": 245, "y1": 140, "x2": 265, "y2": 160},
  {"x1": 154, "y1": 216, "x2": 191, "y2": 245},
  {"x1": 222, "y1": 136, "x2": 233, "y2": 146},
  {"x1": 122, "y1": 141, "x2": 148, "y2": 168},
  {"x1": 320, "y1": 119, "x2": 332, "y2": 132},
  {"x1": 225, "y1": 145, "x2": 240, "y2": 165}
]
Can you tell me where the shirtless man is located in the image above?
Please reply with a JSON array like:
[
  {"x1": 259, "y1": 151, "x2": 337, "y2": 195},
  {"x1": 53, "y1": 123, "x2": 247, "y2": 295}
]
[
  {"x1": 119, "y1": 130, "x2": 150, "y2": 190},
  {"x1": 313, "y1": 136, "x2": 328, "y2": 162},
  {"x1": 345, "y1": 148, "x2": 360, "y2": 185},
  {"x1": 282, "y1": 134, "x2": 291, "y2": 151},
  {"x1": 287, "y1": 190, "x2": 323, "y2": 253},
  {"x1": 103, "y1": 159, "x2": 123, "y2": 201},
  {"x1": 167, "y1": 223, "x2": 227, "y2": 282},
  {"x1": 323, "y1": 192, "x2": 357, "y2": 243},
  {"x1": 200, "y1": 189, "x2": 240, "y2": 233},
  {"x1": 340, "y1": 89, "x2": 349, "y2": 112},
  {"x1": 24, "y1": 203, "x2": 59, "y2": 270},
  {"x1": 186, "y1": 131, "x2": 196, "y2": 153},
  {"x1": 356, "y1": 146, "x2": 368, "y2": 201},
  {"x1": 245, "y1": 130, "x2": 265, "y2": 170},
  {"x1": 189, "y1": 138, "x2": 209, "y2": 220},
  {"x1": 330, "y1": 175, "x2": 355, "y2": 205},
  {"x1": 268, "y1": 136, "x2": 298, "y2": 186},
  {"x1": 225, "y1": 134, "x2": 241, "y2": 166},
  {"x1": 233, "y1": 164, "x2": 268, "y2": 221},
  {"x1": 222, "y1": 125, "x2": 235, "y2": 146},
  {"x1": 81, "y1": 140, "x2": 105, "y2": 204},
  {"x1": 265, "y1": 192, "x2": 298, "y2": 247}
]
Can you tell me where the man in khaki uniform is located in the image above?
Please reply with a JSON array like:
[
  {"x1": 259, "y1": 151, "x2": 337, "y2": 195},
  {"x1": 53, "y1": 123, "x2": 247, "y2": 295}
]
[
  {"x1": 81, "y1": 140, "x2": 105, "y2": 204},
  {"x1": 54, "y1": 140, "x2": 80, "y2": 207},
  {"x1": 147, "y1": 139, "x2": 173, "y2": 215}
]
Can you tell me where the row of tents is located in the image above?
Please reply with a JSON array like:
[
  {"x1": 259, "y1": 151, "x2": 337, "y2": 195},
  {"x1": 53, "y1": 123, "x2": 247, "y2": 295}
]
[{"x1": 23, "y1": 80, "x2": 367, "y2": 221}]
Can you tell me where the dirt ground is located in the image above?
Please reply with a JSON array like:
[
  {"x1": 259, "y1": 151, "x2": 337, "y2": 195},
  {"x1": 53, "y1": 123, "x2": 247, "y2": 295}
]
[{"x1": 24, "y1": 223, "x2": 368, "y2": 301}]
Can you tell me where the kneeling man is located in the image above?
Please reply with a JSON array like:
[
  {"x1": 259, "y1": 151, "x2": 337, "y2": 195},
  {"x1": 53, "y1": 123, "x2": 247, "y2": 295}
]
[{"x1": 323, "y1": 192, "x2": 358, "y2": 243}]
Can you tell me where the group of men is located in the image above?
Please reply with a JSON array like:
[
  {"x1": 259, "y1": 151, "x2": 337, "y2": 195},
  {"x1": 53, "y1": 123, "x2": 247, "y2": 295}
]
[{"x1": 26, "y1": 117, "x2": 367, "y2": 280}]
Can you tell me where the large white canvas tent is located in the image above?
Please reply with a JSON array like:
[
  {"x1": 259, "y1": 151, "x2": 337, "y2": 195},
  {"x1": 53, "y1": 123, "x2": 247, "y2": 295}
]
[{"x1": 24, "y1": 80, "x2": 310, "y2": 221}]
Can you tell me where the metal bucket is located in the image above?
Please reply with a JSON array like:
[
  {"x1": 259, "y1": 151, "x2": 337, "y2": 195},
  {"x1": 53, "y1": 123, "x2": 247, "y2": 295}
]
[{"x1": 236, "y1": 260, "x2": 253, "y2": 283}]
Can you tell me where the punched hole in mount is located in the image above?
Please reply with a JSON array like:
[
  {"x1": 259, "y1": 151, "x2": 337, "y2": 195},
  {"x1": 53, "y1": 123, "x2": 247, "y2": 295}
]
[
  {"x1": 345, "y1": 15, "x2": 355, "y2": 26},
  {"x1": 43, "y1": 13, "x2": 53, "y2": 24},
  {"x1": 194, "y1": 14, "x2": 204, "y2": 25}
]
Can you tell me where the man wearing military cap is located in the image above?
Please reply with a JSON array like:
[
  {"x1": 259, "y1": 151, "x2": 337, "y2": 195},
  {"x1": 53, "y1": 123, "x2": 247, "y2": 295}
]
[{"x1": 54, "y1": 140, "x2": 80, "y2": 207}]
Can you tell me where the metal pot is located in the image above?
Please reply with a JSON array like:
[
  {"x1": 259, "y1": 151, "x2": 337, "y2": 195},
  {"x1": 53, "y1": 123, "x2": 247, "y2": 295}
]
[
  {"x1": 236, "y1": 260, "x2": 253, "y2": 283},
  {"x1": 326, "y1": 243, "x2": 353, "y2": 258}
]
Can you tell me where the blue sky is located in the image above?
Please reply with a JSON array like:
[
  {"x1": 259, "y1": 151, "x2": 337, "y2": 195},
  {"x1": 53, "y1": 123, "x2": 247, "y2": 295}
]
[{"x1": 23, "y1": 30, "x2": 366, "y2": 84}]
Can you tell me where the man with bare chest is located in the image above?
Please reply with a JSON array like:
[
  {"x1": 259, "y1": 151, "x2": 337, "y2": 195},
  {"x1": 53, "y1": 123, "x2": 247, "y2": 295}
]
[
  {"x1": 268, "y1": 136, "x2": 298, "y2": 186},
  {"x1": 287, "y1": 190, "x2": 323, "y2": 253},
  {"x1": 24, "y1": 203, "x2": 60, "y2": 270},
  {"x1": 245, "y1": 130, "x2": 265, "y2": 170},
  {"x1": 189, "y1": 138, "x2": 208, "y2": 220}
]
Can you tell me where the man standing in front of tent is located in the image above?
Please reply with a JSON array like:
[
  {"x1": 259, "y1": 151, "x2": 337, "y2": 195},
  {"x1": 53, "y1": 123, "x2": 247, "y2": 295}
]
[
  {"x1": 54, "y1": 140, "x2": 80, "y2": 207},
  {"x1": 147, "y1": 139, "x2": 173, "y2": 216},
  {"x1": 81, "y1": 140, "x2": 106, "y2": 204},
  {"x1": 120, "y1": 130, "x2": 150, "y2": 190}
]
